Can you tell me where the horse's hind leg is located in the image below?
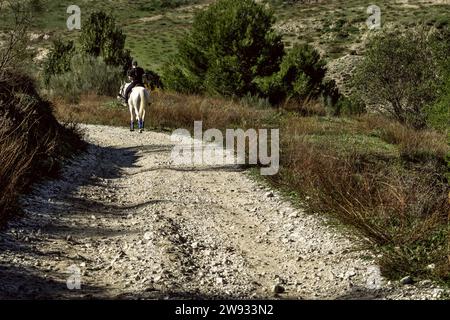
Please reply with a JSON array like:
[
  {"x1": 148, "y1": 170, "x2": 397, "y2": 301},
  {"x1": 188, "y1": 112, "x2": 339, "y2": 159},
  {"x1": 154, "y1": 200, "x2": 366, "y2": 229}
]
[
  {"x1": 134, "y1": 99, "x2": 143, "y2": 133},
  {"x1": 134, "y1": 107, "x2": 140, "y2": 128},
  {"x1": 139, "y1": 108, "x2": 146, "y2": 133},
  {"x1": 142, "y1": 109, "x2": 146, "y2": 131},
  {"x1": 129, "y1": 103, "x2": 135, "y2": 131}
]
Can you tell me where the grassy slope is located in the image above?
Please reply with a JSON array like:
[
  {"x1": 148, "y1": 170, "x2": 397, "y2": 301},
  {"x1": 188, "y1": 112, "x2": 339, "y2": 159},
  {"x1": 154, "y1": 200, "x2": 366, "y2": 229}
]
[
  {"x1": 2, "y1": 0, "x2": 448, "y2": 71},
  {"x1": 0, "y1": 0, "x2": 207, "y2": 72},
  {"x1": 273, "y1": 0, "x2": 450, "y2": 58}
]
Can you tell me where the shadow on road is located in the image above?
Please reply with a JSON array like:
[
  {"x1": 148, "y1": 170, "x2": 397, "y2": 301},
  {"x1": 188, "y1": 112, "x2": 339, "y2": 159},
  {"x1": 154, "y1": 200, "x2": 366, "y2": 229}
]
[{"x1": 0, "y1": 142, "x2": 162, "y2": 299}]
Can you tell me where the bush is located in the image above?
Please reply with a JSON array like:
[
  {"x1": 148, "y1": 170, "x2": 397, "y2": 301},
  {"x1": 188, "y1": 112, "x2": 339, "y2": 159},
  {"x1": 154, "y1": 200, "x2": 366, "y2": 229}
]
[
  {"x1": 426, "y1": 84, "x2": 450, "y2": 132},
  {"x1": 353, "y1": 27, "x2": 445, "y2": 129},
  {"x1": 29, "y1": 0, "x2": 44, "y2": 13},
  {"x1": 162, "y1": 56, "x2": 204, "y2": 94},
  {"x1": 0, "y1": 1, "x2": 32, "y2": 75},
  {"x1": 42, "y1": 39, "x2": 75, "y2": 87},
  {"x1": 0, "y1": 71, "x2": 84, "y2": 224},
  {"x1": 158, "y1": 0, "x2": 197, "y2": 8},
  {"x1": 240, "y1": 92, "x2": 272, "y2": 109},
  {"x1": 49, "y1": 55, "x2": 123, "y2": 103},
  {"x1": 163, "y1": 0, "x2": 284, "y2": 97},
  {"x1": 256, "y1": 44, "x2": 327, "y2": 104},
  {"x1": 79, "y1": 11, "x2": 132, "y2": 73},
  {"x1": 144, "y1": 69, "x2": 164, "y2": 90},
  {"x1": 332, "y1": 94, "x2": 366, "y2": 116}
]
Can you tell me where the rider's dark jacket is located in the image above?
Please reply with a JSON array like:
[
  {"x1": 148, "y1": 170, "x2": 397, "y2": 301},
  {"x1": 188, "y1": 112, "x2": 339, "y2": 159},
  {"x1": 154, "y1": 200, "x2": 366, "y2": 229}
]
[
  {"x1": 124, "y1": 67, "x2": 145, "y2": 101},
  {"x1": 129, "y1": 67, "x2": 145, "y2": 83}
]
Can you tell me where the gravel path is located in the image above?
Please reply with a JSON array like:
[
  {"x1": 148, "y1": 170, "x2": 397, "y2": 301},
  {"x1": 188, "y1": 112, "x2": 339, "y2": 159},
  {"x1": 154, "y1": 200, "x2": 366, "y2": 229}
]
[{"x1": 0, "y1": 125, "x2": 446, "y2": 300}]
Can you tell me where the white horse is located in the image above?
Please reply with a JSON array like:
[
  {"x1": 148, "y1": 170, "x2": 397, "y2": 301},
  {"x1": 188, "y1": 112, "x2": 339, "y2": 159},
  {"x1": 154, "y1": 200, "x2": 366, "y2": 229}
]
[{"x1": 118, "y1": 82, "x2": 151, "y2": 133}]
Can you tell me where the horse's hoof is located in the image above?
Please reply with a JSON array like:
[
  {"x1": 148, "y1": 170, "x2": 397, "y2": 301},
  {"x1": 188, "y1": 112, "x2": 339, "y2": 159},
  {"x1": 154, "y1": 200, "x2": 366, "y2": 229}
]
[
  {"x1": 139, "y1": 129, "x2": 143, "y2": 133},
  {"x1": 130, "y1": 129, "x2": 135, "y2": 132}
]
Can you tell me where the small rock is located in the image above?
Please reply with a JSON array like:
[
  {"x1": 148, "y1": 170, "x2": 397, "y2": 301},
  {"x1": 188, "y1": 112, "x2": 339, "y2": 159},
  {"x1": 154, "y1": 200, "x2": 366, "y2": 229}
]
[
  {"x1": 345, "y1": 270, "x2": 356, "y2": 279},
  {"x1": 265, "y1": 191, "x2": 275, "y2": 198},
  {"x1": 400, "y1": 276, "x2": 413, "y2": 285},
  {"x1": 144, "y1": 232, "x2": 152, "y2": 240},
  {"x1": 273, "y1": 284, "x2": 285, "y2": 294},
  {"x1": 191, "y1": 242, "x2": 199, "y2": 249},
  {"x1": 419, "y1": 279, "x2": 432, "y2": 287},
  {"x1": 288, "y1": 212, "x2": 298, "y2": 218},
  {"x1": 432, "y1": 288, "x2": 443, "y2": 298}
]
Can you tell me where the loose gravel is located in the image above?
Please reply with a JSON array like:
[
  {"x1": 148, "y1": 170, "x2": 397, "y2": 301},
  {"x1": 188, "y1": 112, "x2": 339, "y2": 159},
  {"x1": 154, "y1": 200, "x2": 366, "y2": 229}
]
[{"x1": 0, "y1": 125, "x2": 446, "y2": 300}]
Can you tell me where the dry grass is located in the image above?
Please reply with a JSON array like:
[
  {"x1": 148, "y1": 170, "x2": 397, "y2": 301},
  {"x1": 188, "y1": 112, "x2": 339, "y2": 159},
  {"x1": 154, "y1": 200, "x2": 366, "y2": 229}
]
[
  {"x1": 53, "y1": 92, "x2": 280, "y2": 131},
  {"x1": 53, "y1": 91, "x2": 449, "y2": 283},
  {"x1": 273, "y1": 121, "x2": 448, "y2": 280},
  {"x1": 0, "y1": 72, "x2": 84, "y2": 225},
  {"x1": 149, "y1": 92, "x2": 279, "y2": 130},
  {"x1": 359, "y1": 114, "x2": 449, "y2": 161},
  {"x1": 53, "y1": 94, "x2": 130, "y2": 127}
]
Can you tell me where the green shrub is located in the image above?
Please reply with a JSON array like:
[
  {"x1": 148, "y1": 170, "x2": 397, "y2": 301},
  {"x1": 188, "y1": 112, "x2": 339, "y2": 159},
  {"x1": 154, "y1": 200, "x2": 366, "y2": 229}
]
[
  {"x1": 49, "y1": 55, "x2": 123, "y2": 103},
  {"x1": 240, "y1": 92, "x2": 272, "y2": 109},
  {"x1": 163, "y1": 0, "x2": 284, "y2": 97},
  {"x1": 144, "y1": 69, "x2": 164, "y2": 90},
  {"x1": 427, "y1": 28, "x2": 450, "y2": 132},
  {"x1": 334, "y1": 94, "x2": 366, "y2": 116},
  {"x1": 29, "y1": 0, "x2": 44, "y2": 13},
  {"x1": 426, "y1": 85, "x2": 450, "y2": 132},
  {"x1": 255, "y1": 44, "x2": 327, "y2": 104},
  {"x1": 158, "y1": 0, "x2": 198, "y2": 8},
  {"x1": 352, "y1": 27, "x2": 445, "y2": 129},
  {"x1": 42, "y1": 39, "x2": 75, "y2": 87},
  {"x1": 79, "y1": 11, "x2": 132, "y2": 73}
]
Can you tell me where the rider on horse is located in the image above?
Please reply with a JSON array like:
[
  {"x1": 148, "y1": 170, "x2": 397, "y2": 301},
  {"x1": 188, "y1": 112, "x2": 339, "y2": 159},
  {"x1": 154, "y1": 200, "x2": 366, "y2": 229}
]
[{"x1": 124, "y1": 60, "x2": 145, "y2": 104}]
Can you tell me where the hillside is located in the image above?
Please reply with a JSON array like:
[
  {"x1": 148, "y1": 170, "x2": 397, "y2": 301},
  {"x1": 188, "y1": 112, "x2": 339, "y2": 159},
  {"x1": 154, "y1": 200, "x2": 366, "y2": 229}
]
[{"x1": 1, "y1": 0, "x2": 449, "y2": 74}]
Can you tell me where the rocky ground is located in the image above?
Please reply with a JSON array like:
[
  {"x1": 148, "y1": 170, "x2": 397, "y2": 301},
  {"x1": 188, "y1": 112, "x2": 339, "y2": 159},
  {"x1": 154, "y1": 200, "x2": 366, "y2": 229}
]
[{"x1": 0, "y1": 124, "x2": 447, "y2": 300}]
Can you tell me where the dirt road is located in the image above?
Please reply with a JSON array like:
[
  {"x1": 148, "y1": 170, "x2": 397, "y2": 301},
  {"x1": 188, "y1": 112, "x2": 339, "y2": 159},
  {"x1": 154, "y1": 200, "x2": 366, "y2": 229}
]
[{"x1": 0, "y1": 125, "x2": 445, "y2": 299}]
